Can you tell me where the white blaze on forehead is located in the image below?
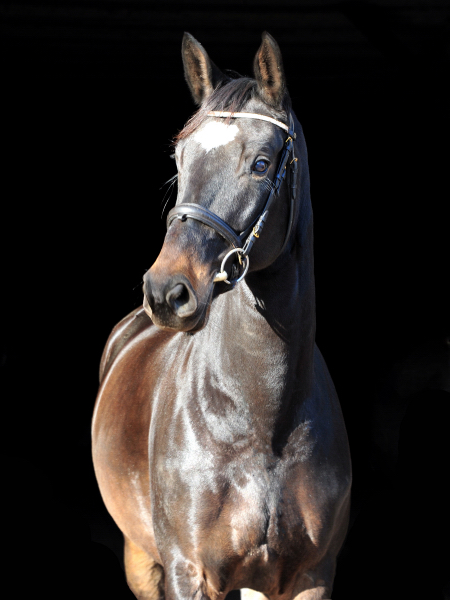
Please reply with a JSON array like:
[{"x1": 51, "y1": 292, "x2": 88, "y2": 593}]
[{"x1": 193, "y1": 121, "x2": 239, "y2": 153}]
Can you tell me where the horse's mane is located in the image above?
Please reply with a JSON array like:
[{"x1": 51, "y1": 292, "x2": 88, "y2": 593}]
[{"x1": 174, "y1": 75, "x2": 292, "y2": 144}]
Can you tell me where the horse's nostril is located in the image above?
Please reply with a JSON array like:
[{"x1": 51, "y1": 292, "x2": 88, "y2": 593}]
[
  {"x1": 166, "y1": 283, "x2": 197, "y2": 317},
  {"x1": 167, "y1": 284, "x2": 189, "y2": 308}
]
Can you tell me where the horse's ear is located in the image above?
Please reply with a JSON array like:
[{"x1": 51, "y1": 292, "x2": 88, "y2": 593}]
[
  {"x1": 182, "y1": 32, "x2": 227, "y2": 106},
  {"x1": 253, "y1": 32, "x2": 286, "y2": 109}
]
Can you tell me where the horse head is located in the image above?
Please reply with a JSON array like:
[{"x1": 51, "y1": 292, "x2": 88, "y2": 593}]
[{"x1": 144, "y1": 32, "x2": 305, "y2": 332}]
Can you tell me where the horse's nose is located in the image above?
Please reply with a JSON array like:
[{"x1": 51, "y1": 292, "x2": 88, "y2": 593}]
[
  {"x1": 165, "y1": 282, "x2": 197, "y2": 318},
  {"x1": 144, "y1": 270, "x2": 198, "y2": 320}
]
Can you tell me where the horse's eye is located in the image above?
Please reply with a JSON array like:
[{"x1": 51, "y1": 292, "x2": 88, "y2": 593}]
[{"x1": 253, "y1": 160, "x2": 269, "y2": 173}]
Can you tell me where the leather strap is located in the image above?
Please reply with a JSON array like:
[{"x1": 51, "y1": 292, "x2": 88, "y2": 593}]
[
  {"x1": 207, "y1": 111, "x2": 290, "y2": 133},
  {"x1": 277, "y1": 113, "x2": 298, "y2": 256},
  {"x1": 241, "y1": 134, "x2": 295, "y2": 256},
  {"x1": 167, "y1": 204, "x2": 243, "y2": 248}
]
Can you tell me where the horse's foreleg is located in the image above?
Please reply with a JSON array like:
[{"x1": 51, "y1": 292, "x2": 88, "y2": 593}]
[
  {"x1": 241, "y1": 589, "x2": 268, "y2": 600},
  {"x1": 290, "y1": 556, "x2": 336, "y2": 600},
  {"x1": 124, "y1": 536, "x2": 165, "y2": 600},
  {"x1": 292, "y1": 586, "x2": 331, "y2": 600},
  {"x1": 241, "y1": 581, "x2": 330, "y2": 600}
]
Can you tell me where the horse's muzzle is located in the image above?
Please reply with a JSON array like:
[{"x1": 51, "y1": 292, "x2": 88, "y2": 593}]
[
  {"x1": 143, "y1": 271, "x2": 201, "y2": 331},
  {"x1": 165, "y1": 281, "x2": 197, "y2": 318}
]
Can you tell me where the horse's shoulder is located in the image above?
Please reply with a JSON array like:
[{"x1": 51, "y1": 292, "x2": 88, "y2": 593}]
[{"x1": 99, "y1": 306, "x2": 152, "y2": 382}]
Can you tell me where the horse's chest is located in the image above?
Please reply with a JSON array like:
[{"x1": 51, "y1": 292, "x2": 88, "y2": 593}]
[{"x1": 153, "y1": 450, "x2": 307, "y2": 563}]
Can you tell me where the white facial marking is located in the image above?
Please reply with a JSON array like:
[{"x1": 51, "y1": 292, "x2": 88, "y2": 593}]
[{"x1": 193, "y1": 121, "x2": 239, "y2": 152}]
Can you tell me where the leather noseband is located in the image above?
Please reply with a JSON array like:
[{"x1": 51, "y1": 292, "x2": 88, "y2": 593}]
[{"x1": 167, "y1": 204, "x2": 243, "y2": 249}]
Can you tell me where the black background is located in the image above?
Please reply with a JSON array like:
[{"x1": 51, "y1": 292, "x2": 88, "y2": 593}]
[{"x1": 2, "y1": 1, "x2": 449, "y2": 598}]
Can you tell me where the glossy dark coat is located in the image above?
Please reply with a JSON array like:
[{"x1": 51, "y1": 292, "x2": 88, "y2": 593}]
[{"x1": 92, "y1": 32, "x2": 351, "y2": 600}]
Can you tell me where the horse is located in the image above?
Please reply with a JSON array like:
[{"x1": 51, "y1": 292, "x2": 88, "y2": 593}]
[{"x1": 92, "y1": 32, "x2": 352, "y2": 600}]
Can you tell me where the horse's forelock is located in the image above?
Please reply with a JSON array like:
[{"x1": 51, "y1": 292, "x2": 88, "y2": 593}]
[{"x1": 173, "y1": 77, "x2": 291, "y2": 145}]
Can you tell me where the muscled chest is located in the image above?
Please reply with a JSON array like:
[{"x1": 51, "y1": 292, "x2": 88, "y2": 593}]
[{"x1": 150, "y1": 440, "x2": 313, "y2": 571}]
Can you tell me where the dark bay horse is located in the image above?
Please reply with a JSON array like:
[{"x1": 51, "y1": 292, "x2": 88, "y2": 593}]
[{"x1": 92, "y1": 32, "x2": 351, "y2": 600}]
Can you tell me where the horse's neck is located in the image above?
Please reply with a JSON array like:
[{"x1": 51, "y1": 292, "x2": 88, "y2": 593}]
[
  {"x1": 205, "y1": 239, "x2": 316, "y2": 425},
  {"x1": 199, "y1": 128, "x2": 315, "y2": 441}
]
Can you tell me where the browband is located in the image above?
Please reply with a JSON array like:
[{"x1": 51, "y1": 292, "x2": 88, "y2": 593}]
[{"x1": 207, "y1": 111, "x2": 290, "y2": 133}]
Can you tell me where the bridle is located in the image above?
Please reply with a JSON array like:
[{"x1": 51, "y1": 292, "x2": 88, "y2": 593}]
[{"x1": 167, "y1": 111, "x2": 298, "y2": 285}]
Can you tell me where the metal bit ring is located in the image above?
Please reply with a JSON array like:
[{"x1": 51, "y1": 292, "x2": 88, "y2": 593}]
[{"x1": 213, "y1": 248, "x2": 249, "y2": 285}]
